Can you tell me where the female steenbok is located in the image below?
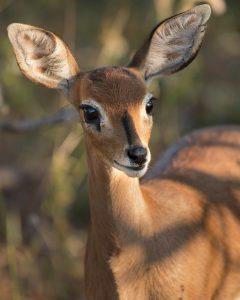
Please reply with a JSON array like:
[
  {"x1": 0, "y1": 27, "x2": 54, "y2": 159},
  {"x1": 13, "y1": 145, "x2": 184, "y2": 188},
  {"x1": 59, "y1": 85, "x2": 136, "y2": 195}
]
[{"x1": 8, "y1": 4, "x2": 240, "y2": 299}]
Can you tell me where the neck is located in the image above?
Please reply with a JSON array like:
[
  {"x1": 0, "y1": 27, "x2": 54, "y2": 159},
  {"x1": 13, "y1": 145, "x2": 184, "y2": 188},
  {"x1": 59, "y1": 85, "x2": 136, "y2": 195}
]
[
  {"x1": 86, "y1": 143, "x2": 146, "y2": 251},
  {"x1": 84, "y1": 142, "x2": 150, "y2": 299}
]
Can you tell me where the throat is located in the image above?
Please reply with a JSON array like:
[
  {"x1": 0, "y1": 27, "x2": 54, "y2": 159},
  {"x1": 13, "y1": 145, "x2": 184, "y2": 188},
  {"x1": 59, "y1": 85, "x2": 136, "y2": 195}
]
[
  {"x1": 86, "y1": 149, "x2": 147, "y2": 249},
  {"x1": 84, "y1": 145, "x2": 150, "y2": 298}
]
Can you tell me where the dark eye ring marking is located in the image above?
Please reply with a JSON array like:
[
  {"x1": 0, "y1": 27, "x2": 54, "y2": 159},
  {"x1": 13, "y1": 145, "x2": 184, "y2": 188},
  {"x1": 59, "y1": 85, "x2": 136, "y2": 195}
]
[
  {"x1": 80, "y1": 104, "x2": 101, "y2": 131},
  {"x1": 146, "y1": 96, "x2": 157, "y2": 115}
]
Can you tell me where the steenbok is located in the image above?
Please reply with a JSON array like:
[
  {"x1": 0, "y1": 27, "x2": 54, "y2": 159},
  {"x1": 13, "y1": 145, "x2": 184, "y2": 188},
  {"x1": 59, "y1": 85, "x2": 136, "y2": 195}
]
[{"x1": 8, "y1": 4, "x2": 240, "y2": 299}]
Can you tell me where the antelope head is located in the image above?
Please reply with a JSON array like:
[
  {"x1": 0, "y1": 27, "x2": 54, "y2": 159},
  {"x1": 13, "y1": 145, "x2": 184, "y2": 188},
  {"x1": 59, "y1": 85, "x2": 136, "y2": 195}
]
[{"x1": 8, "y1": 4, "x2": 211, "y2": 177}]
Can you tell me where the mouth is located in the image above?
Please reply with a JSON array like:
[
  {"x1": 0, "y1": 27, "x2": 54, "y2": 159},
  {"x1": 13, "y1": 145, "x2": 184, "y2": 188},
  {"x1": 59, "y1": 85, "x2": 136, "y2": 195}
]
[{"x1": 114, "y1": 160, "x2": 146, "y2": 171}]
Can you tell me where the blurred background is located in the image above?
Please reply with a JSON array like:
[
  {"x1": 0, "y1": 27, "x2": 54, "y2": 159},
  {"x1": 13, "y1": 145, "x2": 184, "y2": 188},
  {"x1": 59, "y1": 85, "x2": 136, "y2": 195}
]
[{"x1": 0, "y1": 0, "x2": 239, "y2": 299}]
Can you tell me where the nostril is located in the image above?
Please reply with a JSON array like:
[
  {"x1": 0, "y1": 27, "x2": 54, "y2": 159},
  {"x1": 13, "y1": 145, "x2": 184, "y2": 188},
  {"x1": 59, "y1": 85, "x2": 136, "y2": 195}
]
[{"x1": 127, "y1": 146, "x2": 147, "y2": 165}]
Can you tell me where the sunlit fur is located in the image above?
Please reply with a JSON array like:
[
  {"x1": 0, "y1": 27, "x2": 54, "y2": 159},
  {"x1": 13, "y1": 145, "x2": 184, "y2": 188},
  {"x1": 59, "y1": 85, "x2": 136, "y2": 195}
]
[
  {"x1": 84, "y1": 126, "x2": 240, "y2": 300},
  {"x1": 72, "y1": 67, "x2": 153, "y2": 178},
  {"x1": 8, "y1": 5, "x2": 240, "y2": 300}
]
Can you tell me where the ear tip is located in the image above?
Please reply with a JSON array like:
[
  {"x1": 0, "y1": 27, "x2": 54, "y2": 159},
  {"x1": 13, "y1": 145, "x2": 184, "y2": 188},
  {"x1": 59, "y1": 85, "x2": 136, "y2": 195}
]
[
  {"x1": 7, "y1": 23, "x2": 23, "y2": 40},
  {"x1": 7, "y1": 23, "x2": 16, "y2": 34},
  {"x1": 7, "y1": 24, "x2": 17, "y2": 43},
  {"x1": 7, "y1": 23, "x2": 21, "y2": 31},
  {"x1": 194, "y1": 4, "x2": 212, "y2": 23}
]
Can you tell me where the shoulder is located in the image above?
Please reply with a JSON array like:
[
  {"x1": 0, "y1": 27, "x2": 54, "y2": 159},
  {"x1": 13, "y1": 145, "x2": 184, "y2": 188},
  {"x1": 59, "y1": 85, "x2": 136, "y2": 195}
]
[{"x1": 144, "y1": 125, "x2": 240, "y2": 180}]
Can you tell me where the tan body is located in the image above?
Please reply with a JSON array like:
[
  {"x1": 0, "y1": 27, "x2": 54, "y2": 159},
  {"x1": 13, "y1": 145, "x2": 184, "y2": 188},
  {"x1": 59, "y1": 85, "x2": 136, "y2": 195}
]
[
  {"x1": 85, "y1": 126, "x2": 240, "y2": 299},
  {"x1": 8, "y1": 4, "x2": 240, "y2": 299}
]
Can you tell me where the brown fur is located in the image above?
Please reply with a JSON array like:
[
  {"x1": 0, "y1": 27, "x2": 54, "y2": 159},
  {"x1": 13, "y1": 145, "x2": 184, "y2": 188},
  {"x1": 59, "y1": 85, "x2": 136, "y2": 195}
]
[
  {"x1": 72, "y1": 68, "x2": 151, "y2": 168},
  {"x1": 84, "y1": 125, "x2": 240, "y2": 300},
  {"x1": 9, "y1": 5, "x2": 240, "y2": 299},
  {"x1": 72, "y1": 68, "x2": 240, "y2": 300}
]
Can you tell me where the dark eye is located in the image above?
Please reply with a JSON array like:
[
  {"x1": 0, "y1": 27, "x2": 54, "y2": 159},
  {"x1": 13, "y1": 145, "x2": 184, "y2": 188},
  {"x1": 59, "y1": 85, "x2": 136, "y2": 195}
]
[
  {"x1": 80, "y1": 105, "x2": 100, "y2": 124},
  {"x1": 146, "y1": 98, "x2": 154, "y2": 115}
]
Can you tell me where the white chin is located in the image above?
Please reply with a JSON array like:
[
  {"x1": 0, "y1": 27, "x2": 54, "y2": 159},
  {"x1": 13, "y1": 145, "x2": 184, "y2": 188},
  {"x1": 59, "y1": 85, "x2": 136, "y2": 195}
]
[{"x1": 113, "y1": 163, "x2": 148, "y2": 178}]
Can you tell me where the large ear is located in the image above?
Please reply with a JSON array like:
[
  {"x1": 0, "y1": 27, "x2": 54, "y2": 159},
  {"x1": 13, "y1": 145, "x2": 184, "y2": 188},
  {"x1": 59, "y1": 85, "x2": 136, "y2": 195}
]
[
  {"x1": 7, "y1": 23, "x2": 80, "y2": 93},
  {"x1": 129, "y1": 4, "x2": 211, "y2": 81}
]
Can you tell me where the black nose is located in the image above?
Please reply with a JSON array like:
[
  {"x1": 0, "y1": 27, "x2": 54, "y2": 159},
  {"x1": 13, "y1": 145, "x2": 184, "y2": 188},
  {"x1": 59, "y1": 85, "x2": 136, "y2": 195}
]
[{"x1": 127, "y1": 146, "x2": 147, "y2": 165}]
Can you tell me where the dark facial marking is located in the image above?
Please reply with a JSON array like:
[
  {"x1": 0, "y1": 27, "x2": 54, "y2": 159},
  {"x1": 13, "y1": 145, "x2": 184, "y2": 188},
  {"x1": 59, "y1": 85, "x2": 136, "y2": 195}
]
[
  {"x1": 86, "y1": 66, "x2": 146, "y2": 106},
  {"x1": 122, "y1": 111, "x2": 141, "y2": 146},
  {"x1": 89, "y1": 67, "x2": 137, "y2": 82},
  {"x1": 89, "y1": 67, "x2": 107, "y2": 83}
]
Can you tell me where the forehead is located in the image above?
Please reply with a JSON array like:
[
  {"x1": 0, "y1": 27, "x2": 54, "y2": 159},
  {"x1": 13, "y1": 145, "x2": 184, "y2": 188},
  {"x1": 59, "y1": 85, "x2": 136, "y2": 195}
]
[{"x1": 79, "y1": 67, "x2": 147, "y2": 108}]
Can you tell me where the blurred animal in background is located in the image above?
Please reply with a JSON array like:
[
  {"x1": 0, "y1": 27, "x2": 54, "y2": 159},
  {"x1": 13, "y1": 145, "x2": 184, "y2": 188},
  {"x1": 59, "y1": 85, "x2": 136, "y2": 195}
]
[{"x1": 7, "y1": 3, "x2": 240, "y2": 300}]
